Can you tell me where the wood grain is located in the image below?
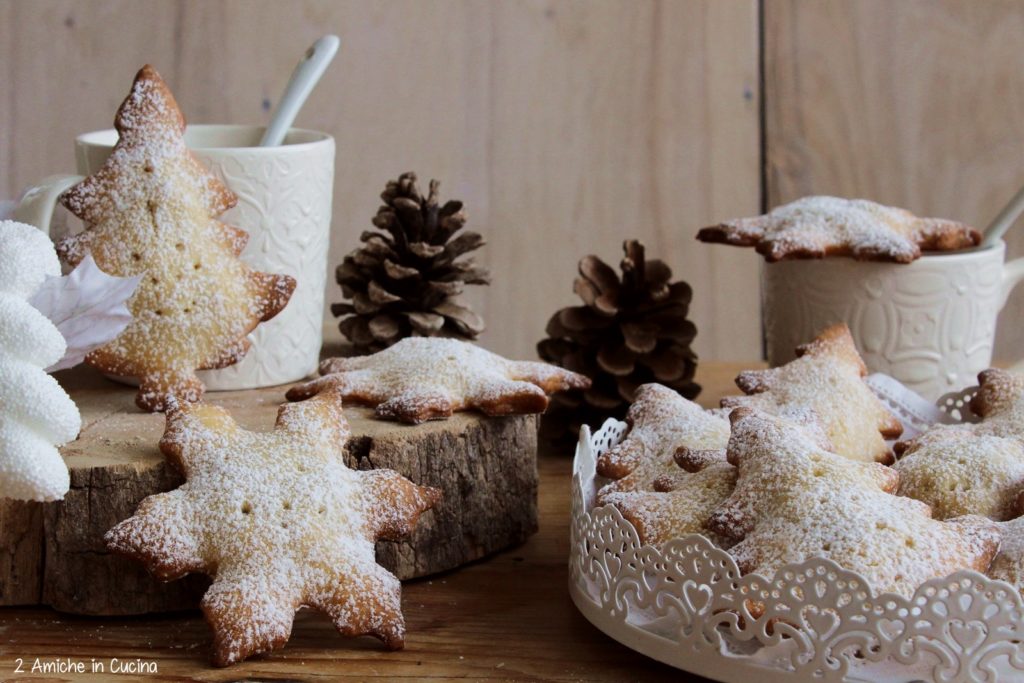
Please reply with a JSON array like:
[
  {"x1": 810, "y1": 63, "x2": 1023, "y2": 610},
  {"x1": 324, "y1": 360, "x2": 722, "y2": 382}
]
[
  {"x1": 0, "y1": 499, "x2": 42, "y2": 606},
  {"x1": 0, "y1": 363, "x2": 746, "y2": 681},
  {"x1": 0, "y1": 0, "x2": 762, "y2": 362},
  {"x1": 764, "y1": 0, "x2": 1024, "y2": 361}
]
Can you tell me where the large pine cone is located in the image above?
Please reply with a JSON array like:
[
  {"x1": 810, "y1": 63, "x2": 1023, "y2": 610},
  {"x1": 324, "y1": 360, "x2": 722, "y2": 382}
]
[
  {"x1": 537, "y1": 239, "x2": 699, "y2": 439},
  {"x1": 332, "y1": 172, "x2": 490, "y2": 352}
]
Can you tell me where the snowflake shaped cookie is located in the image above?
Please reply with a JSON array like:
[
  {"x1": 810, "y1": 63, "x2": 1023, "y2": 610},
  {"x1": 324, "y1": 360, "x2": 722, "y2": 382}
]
[
  {"x1": 712, "y1": 408, "x2": 1000, "y2": 600},
  {"x1": 105, "y1": 389, "x2": 441, "y2": 666},
  {"x1": 595, "y1": 383, "x2": 730, "y2": 495},
  {"x1": 895, "y1": 369, "x2": 1024, "y2": 520},
  {"x1": 286, "y1": 338, "x2": 591, "y2": 423},
  {"x1": 697, "y1": 196, "x2": 980, "y2": 263},
  {"x1": 721, "y1": 323, "x2": 902, "y2": 463}
]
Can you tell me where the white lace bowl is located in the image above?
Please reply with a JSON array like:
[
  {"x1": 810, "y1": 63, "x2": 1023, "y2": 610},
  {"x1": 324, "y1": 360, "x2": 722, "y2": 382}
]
[{"x1": 569, "y1": 383, "x2": 1024, "y2": 682}]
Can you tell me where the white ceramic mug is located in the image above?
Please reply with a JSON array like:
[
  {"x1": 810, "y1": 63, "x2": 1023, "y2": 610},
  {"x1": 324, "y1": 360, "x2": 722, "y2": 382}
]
[
  {"x1": 13, "y1": 124, "x2": 334, "y2": 390},
  {"x1": 762, "y1": 242, "x2": 1024, "y2": 400}
]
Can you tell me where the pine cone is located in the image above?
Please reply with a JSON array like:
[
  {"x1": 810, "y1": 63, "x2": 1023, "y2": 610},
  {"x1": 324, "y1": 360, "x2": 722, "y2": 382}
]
[
  {"x1": 332, "y1": 172, "x2": 490, "y2": 352},
  {"x1": 537, "y1": 239, "x2": 699, "y2": 440}
]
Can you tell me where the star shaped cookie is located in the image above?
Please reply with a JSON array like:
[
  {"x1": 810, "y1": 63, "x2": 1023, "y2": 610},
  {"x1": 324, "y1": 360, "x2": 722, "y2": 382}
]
[
  {"x1": 721, "y1": 323, "x2": 901, "y2": 463},
  {"x1": 595, "y1": 383, "x2": 730, "y2": 495},
  {"x1": 286, "y1": 338, "x2": 591, "y2": 424},
  {"x1": 601, "y1": 461, "x2": 737, "y2": 548},
  {"x1": 697, "y1": 196, "x2": 980, "y2": 263},
  {"x1": 894, "y1": 369, "x2": 1024, "y2": 520},
  {"x1": 105, "y1": 389, "x2": 441, "y2": 666},
  {"x1": 711, "y1": 408, "x2": 1000, "y2": 599}
]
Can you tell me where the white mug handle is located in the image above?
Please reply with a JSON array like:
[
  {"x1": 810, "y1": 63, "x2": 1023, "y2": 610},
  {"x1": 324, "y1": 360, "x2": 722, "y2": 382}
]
[
  {"x1": 11, "y1": 174, "x2": 83, "y2": 236},
  {"x1": 1006, "y1": 256, "x2": 1024, "y2": 374},
  {"x1": 1001, "y1": 255, "x2": 1024, "y2": 310}
]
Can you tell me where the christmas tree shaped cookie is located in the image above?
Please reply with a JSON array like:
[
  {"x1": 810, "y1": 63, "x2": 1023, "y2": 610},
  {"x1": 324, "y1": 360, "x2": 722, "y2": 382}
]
[
  {"x1": 601, "y1": 461, "x2": 737, "y2": 548},
  {"x1": 58, "y1": 65, "x2": 295, "y2": 411},
  {"x1": 721, "y1": 324, "x2": 902, "y2": 463},
  {"x1": 0, "y1": 221, "x2": 80, "y2": 501},
  {"x1": 105, "y1": 388, "x2": 441, "y2": 666},
  {"x1": 595, "y1": 383, "x2": 729, "y2": 495},
  {"x1": 712, "y1": 408, "x2": 999, "y2": 599}
]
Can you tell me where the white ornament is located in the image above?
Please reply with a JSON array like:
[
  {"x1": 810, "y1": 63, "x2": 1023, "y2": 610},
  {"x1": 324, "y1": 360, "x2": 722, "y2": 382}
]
[
  {"x1": 0, "y1": 221, "x2": 80, "y2": 501},
  {"x1": 29, "y1": 253, "x2": 140, "y2": 372}
]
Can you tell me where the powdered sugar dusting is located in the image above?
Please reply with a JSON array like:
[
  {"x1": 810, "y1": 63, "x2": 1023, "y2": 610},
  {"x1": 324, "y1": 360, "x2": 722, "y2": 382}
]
[
  {"x1": 698, "y1": 196, "x2": 980, "y2": 263},
  {"x1": 714, "y1": 409, "x2": 999, "y2": 599},
  {"x1": 602, "y1": 461, "x2": 736, "y2": 548},
  {"x1": 104, "y1": 389, "x2": 440, "y2": 666},
  {"x1": 722, "y1": 323, "x2": 901, "y2": 463},
  {"x1": 0, "y1": 221, "x2": 80, "y2": 501},
  {"x1": 595, "y1": 383, "x2": 730, "y2": 494},
  {"x1": 289, "y1": 337, "x2": 591, "y2": 423},
  {"x1": 896, "y1": 432, "x2": 1024, "y2": 520},
  {"x1": 989, "y1": 516, "x2": 1024, "y2": 597},
  {"x1": 969, "y1": 368, "x2": 1024, "y2": 439},
  {"x1": 895, "y1": 368, "x2": 1024, "y2": 520},
  {"x1": 593, "y1": 327, "x2": 899, "y2": 554},
  {"x1": 57, "y1": 66, "x2": 294, "y2": 412}
]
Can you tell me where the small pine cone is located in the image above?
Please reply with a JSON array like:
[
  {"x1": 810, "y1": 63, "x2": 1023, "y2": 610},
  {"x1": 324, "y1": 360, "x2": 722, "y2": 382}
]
[
  {"x1": 332, "y1": 172, "x2": 490, "y2": 352},
  {"x1": 537, "y1": 239, "x2": 699, "y2": 441}
]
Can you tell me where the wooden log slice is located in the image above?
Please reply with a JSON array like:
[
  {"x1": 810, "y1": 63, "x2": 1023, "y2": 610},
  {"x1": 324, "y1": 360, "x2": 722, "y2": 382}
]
[{"x1": 0, "y1": 366, "x2": 539, "y2": 615}]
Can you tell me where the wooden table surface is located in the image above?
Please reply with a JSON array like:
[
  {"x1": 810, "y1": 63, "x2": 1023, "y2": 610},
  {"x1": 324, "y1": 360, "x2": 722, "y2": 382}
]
[{"x1": 0, "y1": 362, "x2": 750, "y2": 682}]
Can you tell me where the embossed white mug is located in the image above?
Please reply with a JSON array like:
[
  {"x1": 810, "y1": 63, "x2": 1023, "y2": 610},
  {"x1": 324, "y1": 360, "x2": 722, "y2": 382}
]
[
  {"x1": 13, "y1": 124, "x2": 334, "y2": 390},
  {"x1": 762, "y1": 242, "x2": 1024, "y2": 400}
]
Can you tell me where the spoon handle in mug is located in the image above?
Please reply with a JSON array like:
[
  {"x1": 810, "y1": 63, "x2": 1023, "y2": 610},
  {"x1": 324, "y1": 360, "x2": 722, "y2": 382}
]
[
  {"x1": 260, "y1": 35, "x2": 340, "y2": 147},
  {"x1": 982, "y1": 183, "x2": 1024, "y2": 248}
]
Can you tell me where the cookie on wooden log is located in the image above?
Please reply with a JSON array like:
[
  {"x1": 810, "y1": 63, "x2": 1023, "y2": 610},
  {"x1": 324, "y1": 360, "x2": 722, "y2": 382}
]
[{"x1": 0, "y1": 366, "x2": 539, "y2": 615}]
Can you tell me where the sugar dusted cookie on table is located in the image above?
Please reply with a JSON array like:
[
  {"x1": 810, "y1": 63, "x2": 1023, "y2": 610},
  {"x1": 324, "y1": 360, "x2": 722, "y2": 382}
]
[
  {"x1": 595, "y1": 383, "x2": 729, "y2": 495},
  {"x1": 721, "y1": 323, "x2": 901, "y2": 464},
  {"x1": 286, "y1": 337, "x2": 591, "y2": 424},
  {"x1": 697, "y1": 196, "x2": 980, "y2": 263},
  {"x1": 894, "y1": 369, "x2": 1024, "y2": 520},
  {"x1": 0, "y1": 221, "x2": 80, "y2": 501},
  {"x1": 105, "y1": 389, "x2": 440, "y2": 666},
  {"x1": 710, "y1": 408, "x2": 1000, "y2": 600},
  {"x1": 57, "y1": 65, "x2": 295, "y2": 412}
]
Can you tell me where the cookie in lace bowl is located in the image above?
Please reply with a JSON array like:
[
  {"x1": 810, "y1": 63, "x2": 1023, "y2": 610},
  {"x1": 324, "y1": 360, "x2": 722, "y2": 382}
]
[{"x1": 569, "y1": 399, "x2": 1024, "y2": 683}]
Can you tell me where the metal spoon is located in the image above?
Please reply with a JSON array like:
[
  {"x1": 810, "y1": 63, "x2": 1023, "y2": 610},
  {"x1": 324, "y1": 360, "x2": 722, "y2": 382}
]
[
  {"x1": 259, "y1": 34, "x2": 340, "y2": 147},
  {"x1": 981, "y1": 182, "x2": 1024, "y2": 248}
]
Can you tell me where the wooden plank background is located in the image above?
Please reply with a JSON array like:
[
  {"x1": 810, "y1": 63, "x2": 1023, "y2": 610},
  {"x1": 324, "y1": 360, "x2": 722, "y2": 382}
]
[
  {"x1": 765, "y1": 0, "x2": 1024, "y2": 361},
  {"x1": 0, "y1": 0, "x2": 762, "y2": 363},
  {"x1": 4, "y1": 0, "x2": 1024, "y2": 362}
]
